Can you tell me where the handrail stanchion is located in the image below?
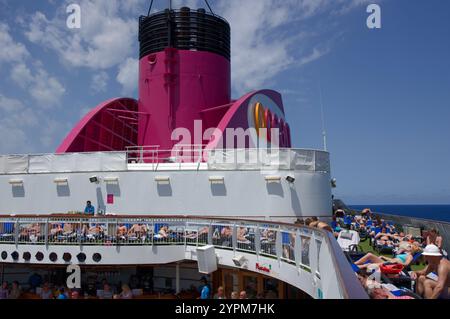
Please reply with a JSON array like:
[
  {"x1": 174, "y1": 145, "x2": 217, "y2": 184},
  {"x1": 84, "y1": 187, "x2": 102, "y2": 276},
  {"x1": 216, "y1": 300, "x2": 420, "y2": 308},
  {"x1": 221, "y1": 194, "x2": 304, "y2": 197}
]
[
  {"x1": 196, "y1": 224, "x2": 199, "y2": 247},
  {"x1": 255, "y1": 225, "x2": 261, "y2": 257},
  {"x1": 45, "y1": 218, "x2": 49, "y2": 248},
  {"x1": 208, "y1": 223, "x2": 213, "y2": 246},
  {"x1": 151, "y1": 220, "x2": 154, "y2": 246},
  {"x1": 14, "y1": 219, "x2": 19, "y2": 247},
  {"x1": 295, "y1": 229, "x2": 301, "y2": 269},
  {"x1": 232, "y1": 224, "x2": 237, "y2": 252},
  {"x1": 276, "y1": 228, "x2": 282, "y2": 262}
]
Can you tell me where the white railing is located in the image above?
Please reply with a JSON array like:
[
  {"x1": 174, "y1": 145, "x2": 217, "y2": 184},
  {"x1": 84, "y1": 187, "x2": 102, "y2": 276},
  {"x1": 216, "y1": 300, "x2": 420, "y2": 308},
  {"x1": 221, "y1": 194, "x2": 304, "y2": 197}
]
[
  {"x1": 0, "y1": 215, "x2": 366, "y2": 299},
  {"x1": 0, "y1": 147, "x2": 330, "y2": 174}
]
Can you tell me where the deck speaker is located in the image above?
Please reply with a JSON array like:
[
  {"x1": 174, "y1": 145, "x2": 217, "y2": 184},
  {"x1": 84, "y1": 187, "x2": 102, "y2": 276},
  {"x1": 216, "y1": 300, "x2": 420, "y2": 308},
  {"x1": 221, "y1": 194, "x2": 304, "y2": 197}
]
[{"x1": 196, "y1": 245, "x2": 217, "y2": 274}]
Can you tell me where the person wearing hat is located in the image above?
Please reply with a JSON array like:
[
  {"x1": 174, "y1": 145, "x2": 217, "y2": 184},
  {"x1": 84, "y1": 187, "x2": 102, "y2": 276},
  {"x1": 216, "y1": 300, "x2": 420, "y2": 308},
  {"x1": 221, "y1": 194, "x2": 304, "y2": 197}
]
[{"x1": 411, "y1": 244, "x2": 450, "y2": 299}]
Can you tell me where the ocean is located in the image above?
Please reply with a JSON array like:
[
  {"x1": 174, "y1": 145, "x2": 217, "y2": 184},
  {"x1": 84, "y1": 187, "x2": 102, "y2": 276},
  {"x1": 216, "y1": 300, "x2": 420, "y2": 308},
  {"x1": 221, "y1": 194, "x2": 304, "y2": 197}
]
[{"x1": 349, "y1": 205, "x2": 450, "y2": 223}]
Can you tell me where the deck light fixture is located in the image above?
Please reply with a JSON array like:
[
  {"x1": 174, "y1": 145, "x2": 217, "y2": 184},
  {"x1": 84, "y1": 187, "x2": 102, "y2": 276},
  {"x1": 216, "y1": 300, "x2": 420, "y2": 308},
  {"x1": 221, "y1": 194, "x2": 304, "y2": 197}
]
[
  {"x1": 286, "y1": 175, "x2": 295, "y2": 183},
  {"x1": 232, "y1": 255, "x2": 247, "y2": 267},
  {"x1": 265, "y1": 175, "x2": 281, "y2": 183},
  {"x1": 155, "y1": 176, "x2": 170, "y2": 184},
  {"x1": 89, "y1": 176, "x2": 100, "y2": 184},
  {"x1": 103, "y1": 176, "x2": 119, "y2": 184},
  {"x1": 8, "y1": 179, "x2": 23, "y2": 186},
  {"x1": 54, "y1": 177, "x2": 69, "y2": 185},
  {"x1": 209, "y1": 176, "x2": 225, "y2": 184}
]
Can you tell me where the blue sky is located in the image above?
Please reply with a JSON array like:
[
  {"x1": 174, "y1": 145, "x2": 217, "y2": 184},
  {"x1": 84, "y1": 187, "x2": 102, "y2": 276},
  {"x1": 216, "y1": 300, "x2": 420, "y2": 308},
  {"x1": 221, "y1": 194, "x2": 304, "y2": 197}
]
[{"x1": 0, "y1": 0, "x2": 449, "y2": 204}]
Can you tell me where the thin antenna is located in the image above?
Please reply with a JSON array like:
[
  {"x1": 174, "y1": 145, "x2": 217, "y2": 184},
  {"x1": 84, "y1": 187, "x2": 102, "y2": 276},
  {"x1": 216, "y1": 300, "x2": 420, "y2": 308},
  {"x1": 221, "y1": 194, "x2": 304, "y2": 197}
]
[
  {"x1": 204, "y1": 0, "x2": 215, "y2": 15},
  {"x1": 318, "y1": 79, "x2": 328, "y2": 152},
  {"x1": 147, "y1": 0, "x2": 154, "y2": 16}
]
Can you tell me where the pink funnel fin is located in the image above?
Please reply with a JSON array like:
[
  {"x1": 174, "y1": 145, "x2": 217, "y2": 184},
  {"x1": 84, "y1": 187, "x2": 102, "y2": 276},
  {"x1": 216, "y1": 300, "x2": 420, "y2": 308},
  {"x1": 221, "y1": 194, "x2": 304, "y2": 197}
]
[{"x1": 56, "y1": 98, "x2": 140, "y2": 153}]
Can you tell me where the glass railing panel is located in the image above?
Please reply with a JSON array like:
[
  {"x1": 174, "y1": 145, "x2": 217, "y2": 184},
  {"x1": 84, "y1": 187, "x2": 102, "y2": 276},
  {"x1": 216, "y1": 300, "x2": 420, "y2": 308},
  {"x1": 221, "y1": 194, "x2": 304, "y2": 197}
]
[
  {"x1": 281, "y1": 228, "x2": 296, "y2": 264},
  {"x1": 0, "y1": 219, "x2": 16, "y2": 244},
  {"x1": 235, "y1": 223, "x2": 257, "y2": 253},
  {"x1": 212, "y1": 223, "x2": 234, "y2": 249},
  {"x1": 259, "y1": 224, "x2": 278, "y2": 257},
  {"x1": 185, "y1": 222, "x2": 209, "y2": 246},
  {"x1": 17, "y1": 218, "x2": 46, "y2": 245}
]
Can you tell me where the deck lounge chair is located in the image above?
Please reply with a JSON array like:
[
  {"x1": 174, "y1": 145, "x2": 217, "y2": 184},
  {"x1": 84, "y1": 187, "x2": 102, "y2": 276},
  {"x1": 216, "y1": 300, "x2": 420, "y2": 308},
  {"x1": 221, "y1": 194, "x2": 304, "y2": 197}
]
[{"x1": 337, "y1": 230, "x2": 360, "y2": 252}]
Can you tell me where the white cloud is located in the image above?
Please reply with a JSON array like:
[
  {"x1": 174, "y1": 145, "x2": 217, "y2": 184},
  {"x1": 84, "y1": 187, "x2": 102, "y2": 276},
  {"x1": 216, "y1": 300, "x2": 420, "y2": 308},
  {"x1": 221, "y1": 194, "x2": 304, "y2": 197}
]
[
  {"x1": 0, "y1": 94, "x2": 25, "y2": 112},
  {"x1": 116, "y1": 57, "x2": 138, "y2": 96},
  {"x1": 20, "y1": 0, "x2": 369, "y2": 98},
  {"x1": 298, "y1": 47, "x2": 330, "y2": 66},
  {"x1": 214, "y1": 0, "x2": 369, "y2": 95},
  {"x1": 0, "y1": 23, "x2": 29, "y2": 64},
  {"x1": 11, "y1": 63, "x2": 66, "y2": 108},
  {"x1": 24, "y1": 0, "x2": 139, "y2": 70},
  {"x1": 90, "y1": 71, "x2": 110, "y2": 93},
  {"x1": 0, "y1": 123, "x2": 28, "y2": 154},
  {"x1": 0, "y1": 93, "x2": 40, "y2": 154}
]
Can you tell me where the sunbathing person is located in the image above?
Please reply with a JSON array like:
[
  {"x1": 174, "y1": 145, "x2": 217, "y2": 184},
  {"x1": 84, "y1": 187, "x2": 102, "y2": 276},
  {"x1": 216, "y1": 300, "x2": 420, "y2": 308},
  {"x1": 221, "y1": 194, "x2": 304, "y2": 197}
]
[
  {"x1": 317, "y1": 221, "x2": 333, "y2": 233},
  {"x1": 62, "y1": 223, "x2": 74, "y2": 236},
  {"x1": 237, "y1": 227, "x2": 249, "y2": 242},
  {"x1": 157, "y1": 225, "x2": 170, "y2": 238},
  {"x1": 50, "y1": 223, "x2": 63, "y2": 236},
  {"x1": 260, "y1": 229, "x2": 275, "y2": 242},
  {"x1": 221, "y1": 226, "x2": 232, "y2": 238},
  {"x1": 116, "y1": 224, "x2": 128, "y2": 238},
  {"x1": 20, "y1": 224, "x2": 41, "y2": 237},
  {"x1": 374, "y1": 227, "x2": 395, "y2": 246},
  {"x1": 128, "y1": 224, "x2": 148, "y2": 238},
  {"x1": 355, "y1": 244, "x2": 421, "y2": 269},
  {"x1": 411, "y1": 244, "x2": 450, "y2": 299},
  {"x1": 88, "y1": 224, "x2": 104, "y2": 236},
  {"x1": 185, "y1": 226, "x2": 209, "y2": 239},
  {"x1": 358, "y1": 274, "x2": 414, "y2": 299}
]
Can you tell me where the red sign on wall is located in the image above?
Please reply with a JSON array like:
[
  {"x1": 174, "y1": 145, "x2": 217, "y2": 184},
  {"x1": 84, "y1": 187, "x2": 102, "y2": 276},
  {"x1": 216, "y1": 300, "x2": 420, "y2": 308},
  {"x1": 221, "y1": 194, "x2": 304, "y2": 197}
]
[
  {"x1": 107, "y1": 194, "x2": 114, "y2": 204},
  {"x1": 256, "y1": 263, "x2": 271, "y2": 273}
]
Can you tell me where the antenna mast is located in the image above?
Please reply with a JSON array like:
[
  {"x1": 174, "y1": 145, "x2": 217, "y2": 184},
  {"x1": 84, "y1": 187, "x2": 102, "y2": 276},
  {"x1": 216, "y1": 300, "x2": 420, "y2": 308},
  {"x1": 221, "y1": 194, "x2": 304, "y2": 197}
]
[{"x1": 319, "y1": 80, "x2": 328, "y2": 152}]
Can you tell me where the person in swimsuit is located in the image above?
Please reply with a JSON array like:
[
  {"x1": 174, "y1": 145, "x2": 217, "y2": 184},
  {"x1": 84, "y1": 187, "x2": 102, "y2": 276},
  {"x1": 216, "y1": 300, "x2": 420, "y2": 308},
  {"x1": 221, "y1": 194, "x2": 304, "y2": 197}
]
[
  {"x1": 355, "y1": 244, "x2": 421, "y2": 269},
  {"x1": 411, "y1": 244, "x2": 450, "y2": 299},
  {"x1": 116, "y1": 224, "x2": 128, "y2": 238},
  {"x1": 373, "y1": 227, "x2": 395, "y2": 246}
]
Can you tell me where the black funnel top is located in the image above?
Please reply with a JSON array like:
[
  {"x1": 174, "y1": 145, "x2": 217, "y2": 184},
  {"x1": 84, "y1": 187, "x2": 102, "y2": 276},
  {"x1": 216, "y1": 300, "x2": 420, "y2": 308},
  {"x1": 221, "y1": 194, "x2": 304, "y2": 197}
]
[{"x1": 139, "y1": 7, "x2": 231, "y2": 60}]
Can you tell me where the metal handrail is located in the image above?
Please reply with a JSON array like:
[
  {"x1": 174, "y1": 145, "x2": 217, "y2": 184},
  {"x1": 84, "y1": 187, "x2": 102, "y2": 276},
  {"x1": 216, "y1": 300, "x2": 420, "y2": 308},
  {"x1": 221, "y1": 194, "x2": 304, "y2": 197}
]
[{"x1": 0, "y1": 214, "x2": 368, "y2": 299}]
